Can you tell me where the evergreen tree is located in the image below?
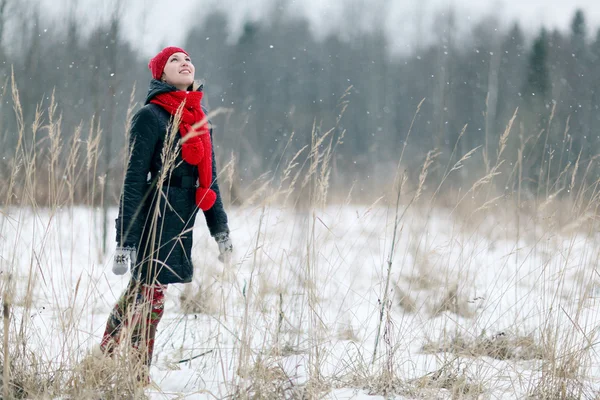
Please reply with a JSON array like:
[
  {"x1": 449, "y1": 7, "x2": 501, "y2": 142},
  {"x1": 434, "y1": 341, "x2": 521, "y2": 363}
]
[
  {"x1": 520, "y1": 28, "x2": 552, "y2": 191},
  {"x1": 567, "y1": 9, "x2": 591, "y2": 158},
  {"x1": 590, "y1": 28, "x2": 600, "y2": 149},
  {"x1": 571, "y1": 9, "x2": 587, "y2": 50},
  {"x1": 523, "y1": 28, "x2": 550, "y2": 101}
]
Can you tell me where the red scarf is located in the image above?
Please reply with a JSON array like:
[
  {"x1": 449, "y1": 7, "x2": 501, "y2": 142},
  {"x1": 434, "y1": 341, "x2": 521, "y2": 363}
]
[{"x1": 150, "y1": 90, "x2": 216, "y2": 211}]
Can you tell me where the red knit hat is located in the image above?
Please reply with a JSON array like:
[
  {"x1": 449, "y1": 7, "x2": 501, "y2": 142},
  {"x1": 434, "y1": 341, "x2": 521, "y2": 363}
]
[{"x1": 148, "y1": 46, "x2": 189, "y2": 80}]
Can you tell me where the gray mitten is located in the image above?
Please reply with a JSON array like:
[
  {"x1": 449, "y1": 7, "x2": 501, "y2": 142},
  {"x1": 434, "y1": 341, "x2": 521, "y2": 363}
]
[
  {"x1": 113, "y1": 246, "x2": 136, "y2": 275},
  {"x1": 214, "y1": 232, "x2": 233, "y2": 264}
]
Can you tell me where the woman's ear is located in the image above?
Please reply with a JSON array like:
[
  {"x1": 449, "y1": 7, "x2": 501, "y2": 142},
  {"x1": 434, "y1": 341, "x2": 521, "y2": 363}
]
[{"x1": 160, "y1": 73, "x2": 167, "y2": 83}]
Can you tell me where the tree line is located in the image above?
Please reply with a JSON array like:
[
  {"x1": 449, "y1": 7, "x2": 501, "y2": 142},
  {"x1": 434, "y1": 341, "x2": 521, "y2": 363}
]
[{"x1": 1, "y1": 1, "x2": 598, "y2": 204}]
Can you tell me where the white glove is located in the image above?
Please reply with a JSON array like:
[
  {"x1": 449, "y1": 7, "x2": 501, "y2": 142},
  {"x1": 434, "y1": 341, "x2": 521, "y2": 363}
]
[
  {"x1": 214, "y1": 232, "x2": 233, "y2": 264},
  {"x1": 113, "y1": 246, "x2": 136, "y2": 275}
]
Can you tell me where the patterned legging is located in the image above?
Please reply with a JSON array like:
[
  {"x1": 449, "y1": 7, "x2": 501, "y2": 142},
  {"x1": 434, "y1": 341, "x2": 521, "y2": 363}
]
[{"x1": 100, "y1": 280, "x2": 167, "y2": 368}]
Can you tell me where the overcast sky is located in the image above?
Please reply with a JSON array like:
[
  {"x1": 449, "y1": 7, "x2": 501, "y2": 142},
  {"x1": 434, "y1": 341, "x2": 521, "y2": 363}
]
[{"x1": 39, "y1": 0, "x2": 600, "y2": 58}]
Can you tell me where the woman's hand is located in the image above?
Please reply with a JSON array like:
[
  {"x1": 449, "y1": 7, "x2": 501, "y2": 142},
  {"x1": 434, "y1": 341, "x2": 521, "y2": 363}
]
[
  {"x1": 214, "y1": 232, "x2": 233, "y2": 264},
  {"x1": 113, "y1": 246, "x2": 137, "y2": 275}
]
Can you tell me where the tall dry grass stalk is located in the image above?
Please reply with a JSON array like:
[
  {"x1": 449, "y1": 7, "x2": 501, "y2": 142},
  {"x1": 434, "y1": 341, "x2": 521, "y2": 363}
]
[{"x1": 371, "y1": 98, "x2": 424, "y2": 366}]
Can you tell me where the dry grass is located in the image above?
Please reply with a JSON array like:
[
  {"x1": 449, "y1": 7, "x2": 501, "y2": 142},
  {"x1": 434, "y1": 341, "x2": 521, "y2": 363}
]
[
  {"x1": 393, "y1": 284, "x2": 418, "y2": 313},
  {"x1": 67, "y1": 351, "x2": 149, "y2": 399},
  {"x1": 411, "y1": 363, "x2": 486, "y2": 399},
  {"x1": 1, "y1": 73, "x2": 600, "y2": 400},
  {"x1": 233, "y1": 355, "x2": 302, "y2": 400},
  {"x1": 179, "y1": 280, "x2": 221, "y2": 315},
  {"x1": 527, "y1": 326, "x2": 599, "y2": 400},
  {"x1": 422, "y1": 331, "x2": 545, "y2": 361},
  {"x1": 430, "y1": 285, "x2": 477, "y2": 319}
]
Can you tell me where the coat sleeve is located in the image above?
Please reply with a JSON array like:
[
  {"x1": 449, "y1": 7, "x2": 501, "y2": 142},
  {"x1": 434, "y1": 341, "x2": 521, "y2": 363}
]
[
  {"x1": 203, "y1": 127, "x2": 230, "y2": 237},
  {"x1": 115, "y1": 106, "x2": 159, "y2": 247}
]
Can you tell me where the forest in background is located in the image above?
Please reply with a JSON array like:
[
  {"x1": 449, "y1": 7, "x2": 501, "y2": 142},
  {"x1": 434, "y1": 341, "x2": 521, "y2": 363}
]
[{"x1": 0, "y1": 1, "x2": 599, "y2": 205}]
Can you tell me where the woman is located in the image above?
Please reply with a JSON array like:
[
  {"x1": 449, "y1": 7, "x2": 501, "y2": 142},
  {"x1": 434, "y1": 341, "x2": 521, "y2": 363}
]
[{"x1": 99, "y1": 46, "x2": 233, "y2": 381}]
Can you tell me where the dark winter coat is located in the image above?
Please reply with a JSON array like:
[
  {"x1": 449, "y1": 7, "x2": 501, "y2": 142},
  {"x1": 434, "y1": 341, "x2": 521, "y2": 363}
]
[{"x1": 115, "y1": 80, "x2": 229, "y2": 284}]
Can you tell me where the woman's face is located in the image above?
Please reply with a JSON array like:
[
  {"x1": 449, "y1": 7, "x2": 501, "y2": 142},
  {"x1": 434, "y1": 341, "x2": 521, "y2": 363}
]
[{"x1": 162, "y1": 52, "x2": 195, "y2": 90}]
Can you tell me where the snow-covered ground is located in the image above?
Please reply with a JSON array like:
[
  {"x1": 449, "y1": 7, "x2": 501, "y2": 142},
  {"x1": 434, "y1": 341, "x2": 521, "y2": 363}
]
[{"x1": 1, "y1": 203, "x2": 599, "y2": 399}]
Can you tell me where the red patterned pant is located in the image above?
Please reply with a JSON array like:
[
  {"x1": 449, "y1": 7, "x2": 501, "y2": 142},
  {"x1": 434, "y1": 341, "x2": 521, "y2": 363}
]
[{"x1": 100, "y1": 280, "x2": 167, "y2": 368}]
